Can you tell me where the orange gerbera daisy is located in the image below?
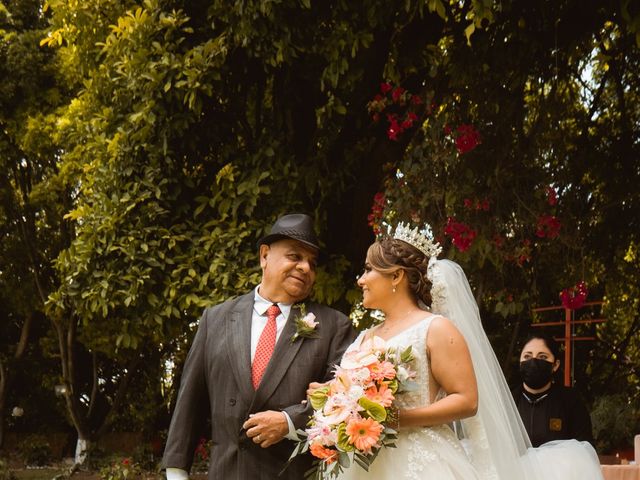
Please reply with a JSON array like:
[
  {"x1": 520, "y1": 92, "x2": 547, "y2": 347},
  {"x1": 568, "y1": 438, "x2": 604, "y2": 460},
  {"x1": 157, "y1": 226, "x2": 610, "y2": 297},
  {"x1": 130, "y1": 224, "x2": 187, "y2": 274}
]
[
  {"x1": 365, "y1": 382, "x2": 395, "y2": 407},
  {"x1": 345, "y1": 417, "x2": 383, "y2": 454},
  {"x1": 309, "y1": 443, "x2": 338, "y2": 464}
]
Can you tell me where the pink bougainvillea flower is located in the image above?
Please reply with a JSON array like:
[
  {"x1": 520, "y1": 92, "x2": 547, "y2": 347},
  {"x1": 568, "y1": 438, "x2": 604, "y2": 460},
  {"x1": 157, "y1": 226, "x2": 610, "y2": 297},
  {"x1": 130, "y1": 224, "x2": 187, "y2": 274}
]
[
  {"x1": 368, "y1": 192, "x2": 386, "y2": 234},
  {"x1": 345, "y1": 417, "x2": 383, "y2": 454},
  {"x1": 380, "y1": 82, "x2": 392, "y2": 94},
  {"x1": 560, "y1": 281, "x2": 588, "y2": 310},
  {"x1": 535, "y1": 215, "x2": 561, "y2": 239},
  {"x1": 391, "y1": 86, "x2": 405, "y2": 102},
  {"x1": 454, "y1": 124, "x2": 481, "y2": 154},
  {"x1": 444, "y1": 217, "x2": 477, "y2": 252}
]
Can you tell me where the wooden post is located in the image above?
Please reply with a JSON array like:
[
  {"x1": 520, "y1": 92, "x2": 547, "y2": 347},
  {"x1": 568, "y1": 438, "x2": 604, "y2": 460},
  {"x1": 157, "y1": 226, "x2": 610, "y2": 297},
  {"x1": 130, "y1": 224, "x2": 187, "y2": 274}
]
[
  {"x1": 564, "y1": 307, "x2": 572, "y2": 386},
  {"x1": 531, "y1": 301, "x2": 604, "y2": 387}
]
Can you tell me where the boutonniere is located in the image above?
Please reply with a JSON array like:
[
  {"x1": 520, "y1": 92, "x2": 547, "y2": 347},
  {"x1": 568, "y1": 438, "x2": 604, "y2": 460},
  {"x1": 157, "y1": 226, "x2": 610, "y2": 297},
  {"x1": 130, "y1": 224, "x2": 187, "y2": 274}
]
[{"x1": 291, "y1": 303, "x2": 319, "y2": 343}]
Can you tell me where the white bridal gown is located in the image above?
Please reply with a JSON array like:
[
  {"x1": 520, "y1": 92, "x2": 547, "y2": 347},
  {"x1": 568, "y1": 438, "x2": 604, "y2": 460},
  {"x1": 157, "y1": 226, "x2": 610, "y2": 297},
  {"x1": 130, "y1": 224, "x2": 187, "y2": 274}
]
[{"x1": 338, "y1": 313, "x2": 603, "y2": 480}]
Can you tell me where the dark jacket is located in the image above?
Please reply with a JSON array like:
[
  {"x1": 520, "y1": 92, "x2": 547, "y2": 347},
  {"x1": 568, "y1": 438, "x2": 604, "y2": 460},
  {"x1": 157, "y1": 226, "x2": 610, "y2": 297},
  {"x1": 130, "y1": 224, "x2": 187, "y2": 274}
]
[
  {"x1": 512, "y1": 382, "x2": 594, "y2": 447},
  {"x1": 162, "y1": 293, "x2": 356, "y2": 479}
]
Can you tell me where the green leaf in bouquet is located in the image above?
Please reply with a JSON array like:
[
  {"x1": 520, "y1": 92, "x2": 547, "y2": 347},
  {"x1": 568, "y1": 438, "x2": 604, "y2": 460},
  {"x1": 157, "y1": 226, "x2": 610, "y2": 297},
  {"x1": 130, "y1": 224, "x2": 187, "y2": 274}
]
[
  {"x1": 400, "y1": 345, "x2": 414, "y2": 363},
  {"x1": 337, "y1": 423, "x2": 355, "y2": 451},
  {"x1": 354, "y1": 452, "x2": 371, "y2": 470},
  {"x1": 338, "y1": 451, "x2": 351, "y2": 468},
  {"x1": 358, "y1": 397, "x2": 387, "y2": 422},
  {"x1": 387, "y1": 378, "x2": 399, "y2": 393},
  {"x1": 309, "y1": 386, "x2": 330, "y2": 410}
]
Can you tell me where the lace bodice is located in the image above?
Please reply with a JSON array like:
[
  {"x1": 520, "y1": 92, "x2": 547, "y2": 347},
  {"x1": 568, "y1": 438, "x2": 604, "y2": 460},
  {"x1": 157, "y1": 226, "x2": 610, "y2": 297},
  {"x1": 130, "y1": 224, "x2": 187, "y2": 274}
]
[{"x1": 350, "y1": 315, "x2": 443, "y2": 410}]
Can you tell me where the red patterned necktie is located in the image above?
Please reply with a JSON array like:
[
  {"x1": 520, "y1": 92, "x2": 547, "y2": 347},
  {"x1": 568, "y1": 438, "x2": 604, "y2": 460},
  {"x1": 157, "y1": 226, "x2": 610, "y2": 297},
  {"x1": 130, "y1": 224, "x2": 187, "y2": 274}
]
[{"x1": 252, "y1": 304, "x2": 281, "y2": 389}]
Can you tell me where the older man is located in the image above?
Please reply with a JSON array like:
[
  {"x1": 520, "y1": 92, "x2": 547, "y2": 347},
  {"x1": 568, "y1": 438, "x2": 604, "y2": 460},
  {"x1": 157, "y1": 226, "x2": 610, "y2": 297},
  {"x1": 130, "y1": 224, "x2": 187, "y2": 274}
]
[{"x1": 162, "y1": 213, "x2": 355, "y2": 479}]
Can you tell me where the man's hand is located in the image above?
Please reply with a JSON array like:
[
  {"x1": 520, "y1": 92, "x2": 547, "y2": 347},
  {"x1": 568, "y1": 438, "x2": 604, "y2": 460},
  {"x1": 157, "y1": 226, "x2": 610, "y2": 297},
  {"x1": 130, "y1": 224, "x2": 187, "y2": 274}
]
[{"x1": 243, "y1": 410, "x2": 289, "y2": 448}]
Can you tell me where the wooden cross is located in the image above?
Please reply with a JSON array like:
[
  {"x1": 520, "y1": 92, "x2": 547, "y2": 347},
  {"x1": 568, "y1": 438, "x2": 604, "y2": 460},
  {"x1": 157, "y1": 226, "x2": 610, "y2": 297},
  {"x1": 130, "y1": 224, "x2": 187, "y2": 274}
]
[{"x1": 530, "y1": 301, "x2": 605, "y2": 386}]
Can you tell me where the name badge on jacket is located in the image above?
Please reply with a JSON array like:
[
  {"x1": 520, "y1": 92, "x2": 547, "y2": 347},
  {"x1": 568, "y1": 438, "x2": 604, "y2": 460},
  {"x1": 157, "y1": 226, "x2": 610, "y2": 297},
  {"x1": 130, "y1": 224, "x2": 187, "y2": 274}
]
[{"x1": 549, "y1": 418, "x2": 562, "y2": 431}]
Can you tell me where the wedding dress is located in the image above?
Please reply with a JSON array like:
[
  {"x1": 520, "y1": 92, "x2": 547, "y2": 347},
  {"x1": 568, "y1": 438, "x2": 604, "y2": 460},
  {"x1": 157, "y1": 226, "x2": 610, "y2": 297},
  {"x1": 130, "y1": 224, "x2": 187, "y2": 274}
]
[{"x1": 338, "y1": 259, "x2": 603, "y2": 480}]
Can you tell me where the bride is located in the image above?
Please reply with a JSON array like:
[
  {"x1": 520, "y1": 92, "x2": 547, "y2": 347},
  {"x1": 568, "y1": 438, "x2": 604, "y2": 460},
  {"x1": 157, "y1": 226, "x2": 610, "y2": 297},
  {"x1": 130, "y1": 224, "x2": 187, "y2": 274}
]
[{"x1": 329, "y1": 223, "x2": 603, "y2": 480}]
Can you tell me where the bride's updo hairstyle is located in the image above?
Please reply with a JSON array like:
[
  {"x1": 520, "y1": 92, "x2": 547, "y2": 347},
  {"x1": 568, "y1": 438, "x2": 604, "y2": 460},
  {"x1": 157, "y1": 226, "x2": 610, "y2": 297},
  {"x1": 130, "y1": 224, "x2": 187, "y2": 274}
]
[{"x1": 367, "y1": 236, "x2": 432, "y2": 306}]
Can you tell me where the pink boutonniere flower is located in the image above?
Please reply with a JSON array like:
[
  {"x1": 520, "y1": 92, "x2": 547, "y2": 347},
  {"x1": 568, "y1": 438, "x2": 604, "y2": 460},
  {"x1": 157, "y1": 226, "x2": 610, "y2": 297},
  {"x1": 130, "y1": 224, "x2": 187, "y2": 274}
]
[{"x1": 291, "y1": 304, "x2": 319, "y2": 342}]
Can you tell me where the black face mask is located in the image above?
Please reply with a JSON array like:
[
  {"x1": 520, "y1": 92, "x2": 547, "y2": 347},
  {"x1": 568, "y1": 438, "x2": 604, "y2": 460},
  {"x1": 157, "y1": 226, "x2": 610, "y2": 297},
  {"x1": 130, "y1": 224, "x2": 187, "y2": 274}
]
[{"x1": 519, "y1": 358, "x2": 555, "y2": 389}]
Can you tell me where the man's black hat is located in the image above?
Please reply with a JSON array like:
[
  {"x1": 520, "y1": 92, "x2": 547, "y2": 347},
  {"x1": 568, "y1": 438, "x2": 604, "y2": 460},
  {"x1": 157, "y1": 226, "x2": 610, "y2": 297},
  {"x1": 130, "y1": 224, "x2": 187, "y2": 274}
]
[{"x1": 257, "y1": 214, "x2": 321, "y2": 252}]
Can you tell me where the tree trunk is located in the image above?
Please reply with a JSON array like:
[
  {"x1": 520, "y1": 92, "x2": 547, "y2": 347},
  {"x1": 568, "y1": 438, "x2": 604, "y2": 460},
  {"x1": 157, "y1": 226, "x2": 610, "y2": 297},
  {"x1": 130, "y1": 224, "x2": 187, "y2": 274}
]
[{"x1": 0, "y1": 313, "x2": 33, "y2": 449}]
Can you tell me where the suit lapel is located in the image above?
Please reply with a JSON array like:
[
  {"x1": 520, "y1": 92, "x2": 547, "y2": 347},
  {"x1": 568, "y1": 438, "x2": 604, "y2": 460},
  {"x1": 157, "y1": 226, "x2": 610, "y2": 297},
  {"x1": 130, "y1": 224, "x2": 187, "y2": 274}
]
[
  {"x1": 225, "y1": 293, "x2": 255, "y2": 402},
  {"x1": 251, "y1": 303, "x2": 305, "y2": 412}
]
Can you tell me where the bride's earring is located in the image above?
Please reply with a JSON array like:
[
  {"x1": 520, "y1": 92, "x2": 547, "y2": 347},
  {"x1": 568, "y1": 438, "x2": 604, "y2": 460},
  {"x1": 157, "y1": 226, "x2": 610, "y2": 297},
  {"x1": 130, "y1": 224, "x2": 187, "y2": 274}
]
[{"x1": 392, "y1": 287, "x2": 396, "y2": 293}]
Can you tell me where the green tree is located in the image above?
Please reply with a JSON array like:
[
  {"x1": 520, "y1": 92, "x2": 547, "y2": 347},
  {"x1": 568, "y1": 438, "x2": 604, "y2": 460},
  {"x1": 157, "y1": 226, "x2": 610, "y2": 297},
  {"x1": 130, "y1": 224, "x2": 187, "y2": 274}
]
[
  {"x1": 37, "y1": 0, "x2": 497, "y2": 455},
  {"x1": 0, "y1": 0, "x2": 72, "y2": 447}
]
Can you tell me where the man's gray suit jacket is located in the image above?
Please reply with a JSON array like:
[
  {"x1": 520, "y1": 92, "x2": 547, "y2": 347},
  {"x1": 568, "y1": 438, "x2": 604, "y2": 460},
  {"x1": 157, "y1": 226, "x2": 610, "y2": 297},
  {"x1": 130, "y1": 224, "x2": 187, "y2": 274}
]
[{"x1": 162, "y1": 292, "x2": 356, "y2": 479}]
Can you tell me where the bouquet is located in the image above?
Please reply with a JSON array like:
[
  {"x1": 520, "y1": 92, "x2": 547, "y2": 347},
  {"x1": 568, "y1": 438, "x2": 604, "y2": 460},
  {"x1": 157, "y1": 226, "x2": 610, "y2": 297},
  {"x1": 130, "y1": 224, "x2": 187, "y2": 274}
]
[{"x1": 287, "y1": 336, "x2": 416, "y2": 479}]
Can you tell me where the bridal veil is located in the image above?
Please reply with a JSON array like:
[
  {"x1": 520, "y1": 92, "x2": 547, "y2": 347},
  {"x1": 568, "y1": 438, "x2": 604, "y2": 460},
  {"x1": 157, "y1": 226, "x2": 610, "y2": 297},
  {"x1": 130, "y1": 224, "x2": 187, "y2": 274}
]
[{"x1": 428, "y1": 258, "x2": 603, "y2": 480}]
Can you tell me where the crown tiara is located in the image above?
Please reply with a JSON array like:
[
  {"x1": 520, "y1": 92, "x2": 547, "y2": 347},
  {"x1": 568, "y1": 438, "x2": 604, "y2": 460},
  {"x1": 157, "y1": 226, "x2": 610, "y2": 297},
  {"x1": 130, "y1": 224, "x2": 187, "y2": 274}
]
[{"x1": 393, "y1": 222, "x2": 442, "y2": 259}]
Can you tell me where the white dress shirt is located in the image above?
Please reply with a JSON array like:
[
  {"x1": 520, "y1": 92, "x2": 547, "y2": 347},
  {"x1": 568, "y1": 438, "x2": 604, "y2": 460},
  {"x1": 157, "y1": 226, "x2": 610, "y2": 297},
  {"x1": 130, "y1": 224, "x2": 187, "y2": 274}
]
[{"x1": 166, "y1": 287, "x2": 298, "y2": 480}]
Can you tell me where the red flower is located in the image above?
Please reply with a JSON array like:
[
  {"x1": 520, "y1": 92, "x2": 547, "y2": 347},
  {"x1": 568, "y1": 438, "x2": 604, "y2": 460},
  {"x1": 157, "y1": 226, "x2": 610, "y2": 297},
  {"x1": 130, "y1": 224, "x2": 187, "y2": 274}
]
[
  {"x1": 122, "y1": 458, "x2": 131, "y2": 466},
  {"x1": 535, "y1": 215, "x2": 561, "y2": 239},
  {"x1": 368, "y1": 192, "x2": 386, "y2": 234},
  {"x1": 411, "y1": 95, "x2": 423, "y2": 105},
  {"x1": 380, "y1": 82, "x2": 392, "y2": 94},
  {"x1": 545, "y1": 186, "x2": 558, "y2": 206},
  {"x1": 463, "y1": 198, "x2": 473, "y2": 209},
  {"x1": 391, "y1": 86, "x2": 405, "y2": 102},
  {"x1": 443, "y1": 124, "x2": 452, "y2": 135},
  {"x1": 444, "y1": 218, "x2": 477, "y2": 252},
  {"x1": 560, "y1": 281, "x2": 588, "y2": 309},
  {"x1": 454, "y1": 124, "x2": 481, "y2": 154}
]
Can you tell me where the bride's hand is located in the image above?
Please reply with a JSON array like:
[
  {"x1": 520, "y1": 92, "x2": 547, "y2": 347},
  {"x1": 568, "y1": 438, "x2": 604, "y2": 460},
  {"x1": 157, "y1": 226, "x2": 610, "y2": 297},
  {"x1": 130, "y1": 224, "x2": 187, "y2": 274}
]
[{"x1": 306, "y1": 381, "x2": 328, "y2": 399}]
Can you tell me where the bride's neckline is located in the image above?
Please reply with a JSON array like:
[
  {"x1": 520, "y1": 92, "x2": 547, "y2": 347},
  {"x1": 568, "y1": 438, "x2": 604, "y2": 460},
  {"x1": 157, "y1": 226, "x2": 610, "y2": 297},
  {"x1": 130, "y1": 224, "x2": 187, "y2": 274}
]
[{"x1": 361, "y1": 314, "x2": 437, "y2": 344}]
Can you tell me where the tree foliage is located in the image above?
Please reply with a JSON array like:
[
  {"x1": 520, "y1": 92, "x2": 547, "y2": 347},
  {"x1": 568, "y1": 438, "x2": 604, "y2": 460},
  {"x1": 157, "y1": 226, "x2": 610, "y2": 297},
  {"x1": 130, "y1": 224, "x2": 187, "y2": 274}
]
[{"x1": 1, "y1": 0, "x2": 638, "y2": 452}]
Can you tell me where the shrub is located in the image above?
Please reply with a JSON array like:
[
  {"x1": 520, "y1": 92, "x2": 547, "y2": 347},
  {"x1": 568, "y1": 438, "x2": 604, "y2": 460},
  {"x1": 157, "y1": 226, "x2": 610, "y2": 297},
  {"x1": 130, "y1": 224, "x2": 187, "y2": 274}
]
[
  {"x1": 132, "y1": 443, "x2": 159, "y2": 472},
  {"x1": 18, "y1": 435, "x2": 52, "y2": 466},
  {"x1": 191, "y1": 437, "x2": 211, "y2": 473},
  {"x1": 591, "y1": 393, "x2": 640, "y2": 453},
  {"x1": 0, "y1": 459, "x2": 17, "y2": 480},
  {"x1": 99, "y1": 457, "x2": 141, "y2": 480}
]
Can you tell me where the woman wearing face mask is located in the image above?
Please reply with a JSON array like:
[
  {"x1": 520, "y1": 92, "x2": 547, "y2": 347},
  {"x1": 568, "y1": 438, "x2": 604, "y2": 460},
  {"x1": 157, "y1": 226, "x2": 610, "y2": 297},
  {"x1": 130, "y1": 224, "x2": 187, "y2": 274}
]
[{"x1": 512, "y1": 333, "x2": 595, "y2": 447}]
